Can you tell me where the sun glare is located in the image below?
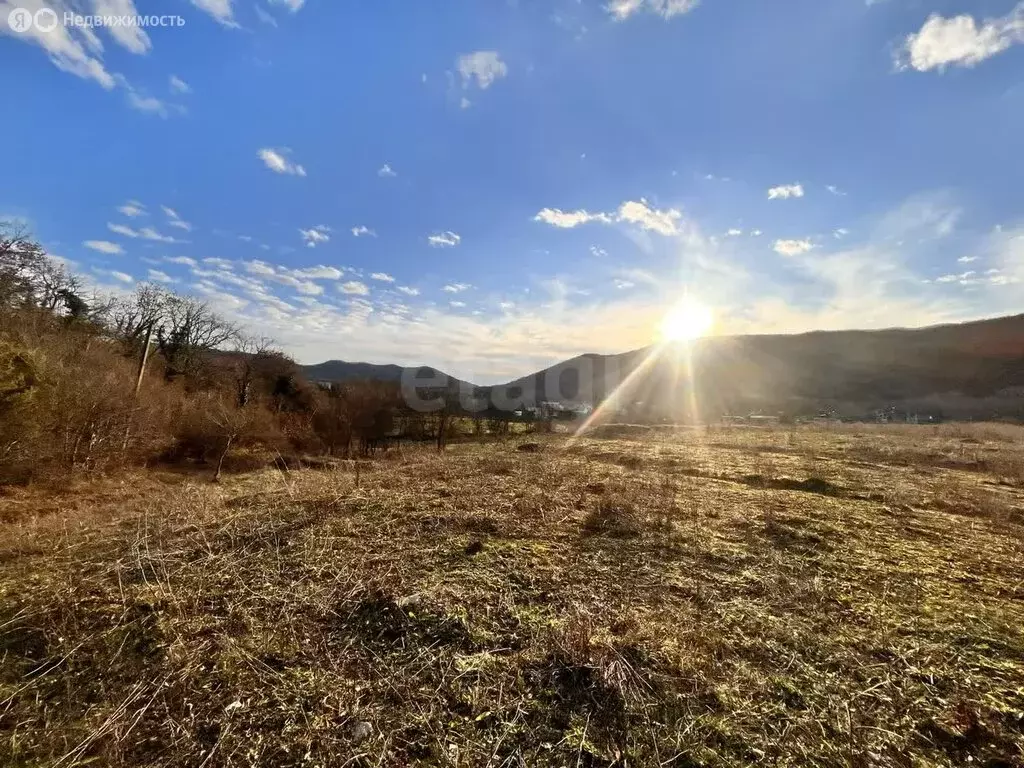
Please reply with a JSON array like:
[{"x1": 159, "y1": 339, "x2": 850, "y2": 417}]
[{"x1": 659, "y1": 300, "x2": 714, "y2": 342}]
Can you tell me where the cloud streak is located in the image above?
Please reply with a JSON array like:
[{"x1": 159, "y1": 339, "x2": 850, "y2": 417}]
[
  {"x1": 534, "y1": 199, "x2": 683, "y2": 236},
  {"x1": 258, "y1": 148, "x2": 307, "y2": 176}
]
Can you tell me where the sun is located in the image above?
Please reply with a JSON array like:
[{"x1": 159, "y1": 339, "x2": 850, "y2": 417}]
[{"x1": 659, "y1": 299, "x2": 714, "y2": 342}]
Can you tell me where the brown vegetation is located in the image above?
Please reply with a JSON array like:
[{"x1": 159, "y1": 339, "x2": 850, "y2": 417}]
[
  {"x1": 1, "y1": 225, "x2": 522, "y2": 486},
  {"x1": 2, "y1": 424, "x2": 1023, "y2": 766}
]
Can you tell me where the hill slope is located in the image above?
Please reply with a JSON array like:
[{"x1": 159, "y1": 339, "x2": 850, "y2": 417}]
[
  {"x1": 494, "y1": 314, "x2": 1024, "y2": 419},
  {"x1": 302, "y1": 360, "x2": 478, "y2": 391}
]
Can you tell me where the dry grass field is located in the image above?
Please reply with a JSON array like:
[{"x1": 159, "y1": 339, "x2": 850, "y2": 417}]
[{"x1": 2, "y1": 423, "x2": 1024, "y2": 767}]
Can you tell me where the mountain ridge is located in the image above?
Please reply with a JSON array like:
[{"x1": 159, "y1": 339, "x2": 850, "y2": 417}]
[{"x1": 302, "y1": 314, "x2": 1024, "y2": 420}]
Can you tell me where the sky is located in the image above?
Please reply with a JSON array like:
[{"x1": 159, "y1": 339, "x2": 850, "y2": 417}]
[{"x1": 2, "y1": 0, "x2": 1024, "y2": 384}]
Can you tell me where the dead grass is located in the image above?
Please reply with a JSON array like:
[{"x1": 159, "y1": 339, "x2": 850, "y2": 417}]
[{"x1": 2, "y1": 425, "x2": 1024, "y2": 766}]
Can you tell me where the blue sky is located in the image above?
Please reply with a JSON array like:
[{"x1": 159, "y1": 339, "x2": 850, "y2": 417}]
[{"x1": 2, "y1": 0, "x2": 1024, "y2": 383}]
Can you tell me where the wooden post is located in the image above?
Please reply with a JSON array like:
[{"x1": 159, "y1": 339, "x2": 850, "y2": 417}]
[
  {"x1": 123, "y1": 324, "x2": 154, "y2": 452},
  {"x1": 134, "y1": 323, "x2": 154, "y2": 397}
]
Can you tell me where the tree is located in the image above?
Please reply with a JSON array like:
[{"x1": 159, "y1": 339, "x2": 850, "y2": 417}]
[
  {"x1": 110, "y1": 284, "x2": 171, "y2": 354},
  {"x1": 228, "y1": 335, "x2": 277, "y2": 408},
  {"x1": 1, "y1": 224, "x2": 92, "y2": 319},
  {"x1": 154, "y1": 294, "x2": 238, "y2": 381}
]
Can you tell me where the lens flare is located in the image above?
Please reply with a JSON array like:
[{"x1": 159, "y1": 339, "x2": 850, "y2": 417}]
[{"x1": 659, "y1": 300, "x2": 714, "y2": 343}]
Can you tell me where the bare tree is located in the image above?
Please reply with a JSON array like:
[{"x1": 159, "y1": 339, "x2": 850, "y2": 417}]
[
  {"x1": 155, "y1": 294, "x2": 239, "y2": 380},
  {"x1": 110, "y1": 284, "x2": 171, "y2": 352},
  {"x1": 229, "y1": 335, "x2": 277, "y2": 408}
]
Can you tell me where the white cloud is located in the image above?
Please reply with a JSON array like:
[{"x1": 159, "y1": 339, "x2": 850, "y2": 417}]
[
  {"x1": 534, "y1": 208, "x2": 612, "y2": 228},
  {"x1": 117, "y1": 201, "x2": 146, "y2": 217},
  {"x1": 0, "y1": 8, "x2": 171, "y2": 114},
  {"x1": 989, "y1": 273, "x2": 1020, "y2": 286},
  {"x1": 826, "y1": 185, "x2": 846, "y2": 196},
  {"x1": 1, "y1": 0, "x2": 116, "y2": 89},
  {"x1": 300, "y1": 227, "x2": 331, "y2": 248},
  {"x1": 84, "y1": 240, "x2": 124, "y2": 254},
  {"x1": 165, "y1": 256, "x2": 197, "y2": 266},
  {"x1": 295, "y1": 281, "x2": 322, "y2": 296},
  {"x1": 190, "y1": 0, "x2": 238, "y2": 27},
  {"x1": 340, "y1": 280, "x2": 370, "y2": 295},
  {"x1": 351, "y1": 225, "x2": 376, "y2": 237},
  {"x1": 878, "y1": 193, "x2": 962, "y2": 240},
  {"x1": 457, "y1": 51, "x2": 508, "y2": 90},
  {"x1": 616, "y1": 199, "x2": 681, "y2": 236},
  {"x1": 201, "y1": 260, "x2": 323, "y2": 297},
  {"x1": 107, "y1": 223, "x2": 138, "y2": 237},
  {"x1": 449, "y1": 300, "x2": 466, "y2": 308},
  {"x1": 773, "y1": 238, "x2": 815, "y2": 256},
  {"x1": 147, "y1": 269, "x2": 175, "y2": 283},
  {"x1": 590, "y1": 245, "x2": 609, "y2": 258},
  {"x1": 397, "y1": 286, "x2": 420, "y2": 296},
  {"x1": 930, "y1": 269, "x2": 1013, "y2": 286},
  {"x1": 161, "y1": 205, "x2": 192, "y2": 232},
  {"x1": 428, "y1": 231, "x2": 461, "y2": 247},
  {"x1": 898, "y1": 4, "x2": 1024, "y2": 72},
  {"x1": 109, "y1": 270, "x2": 134, "y2": 283},
  {"x1": 93, "y1": 0, "x2": 150, "y2": 53},
  {"x1": 750, "y1": 229, "x2": 763, "y2": 237},
  {"x1": 269, "y1": 0, "x2": 305, "y2": 11},
  {"x1": 534, "y1": 199, "x2": 682, "y2": 236},
  {"x1": 245, "y1": 260, "x2": 276, "y2": 277},
  {"x1": 443, "y1": 282, "x2": 471, "y2": 293},
  {"x1": 293, "y1": 265, "x2": 343, "y2": 280},
  {"x1": 725, "y1": 228, "x2": 743, "y2": 237},
  {"x1": 607, "y1": 0, "x2": 699, "y2": 21},
  {"x1": 371, "y1": 272, "x2": 395, "y2": 282},
  {"x1": 169, "y1": 75, "x2": 191, "y2": 94},
  {"x1": 257, "y1": 147, "x2": 307, "y2": 176},
  {"x1": 378, "y1": 163, "x2": 396, "y2": 178},
  {"x1": 460, "y1": 96, "x2": 472, "y2": 110},
  {"x1": 139, "y1": 227, "x2": 181, "y2": 243},
  {"x1": 958, "y1": 255, "x2": 978, "y2": 263},
  {"x1": 122, "y1": 83, "x2": 169, "y2": 117},
  {"x1": 613, "y1": 279, "x2": 636, "y2": 289},
  {"x1": 834, "y1": 228, "x2": 850, "y2": 239},
  {"x1": 767, "y1": 183, "x2": 805, "y2": 200},
  {"x1": 254, "y1": 4, "x2": 277, "y2": 25}
]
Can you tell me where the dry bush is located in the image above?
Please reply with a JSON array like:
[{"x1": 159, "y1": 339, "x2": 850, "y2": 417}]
[
  {"x1": 0, "y1": 320, "x2": 179, "y2": 482},
  {"x1": 171, "y1": 392, "x2": 286, "y2": 475},
  {"x1": 583, "y1": 498, "x2": 644, "y2": 537}
]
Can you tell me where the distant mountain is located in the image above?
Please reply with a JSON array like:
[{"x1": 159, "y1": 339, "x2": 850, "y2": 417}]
[
  {"x1": 301, "y1": 315, "x2": 1024, "y2": 421},
  {"x1": 491, "y1": 314, "x2": 1024, "y2": 421},
  {"x1": 301, "y1": 360, "x2": 479, "y2": 392}
]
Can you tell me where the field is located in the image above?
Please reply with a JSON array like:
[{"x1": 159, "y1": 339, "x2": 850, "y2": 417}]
[{"x1": 2, "y1": 423, "x2": 1023, "y2": 767}]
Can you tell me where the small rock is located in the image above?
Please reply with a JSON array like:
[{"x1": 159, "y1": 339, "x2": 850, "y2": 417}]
[
  {"x1": 397, "y1": 594, "x2": 423, "y2": 609},
  {"x1": 349, "y1": 720, "x2": 373, "y2": 745}
]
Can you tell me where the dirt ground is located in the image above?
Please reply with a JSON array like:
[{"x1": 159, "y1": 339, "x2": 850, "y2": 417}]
[{"x1": 2, "y1": 423, "x2": 1023, "y2": 767}]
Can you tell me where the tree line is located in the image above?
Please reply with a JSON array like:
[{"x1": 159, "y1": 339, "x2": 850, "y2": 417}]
[{"x1": 0, "y1": 223, "x2": 489, "y2": 484}]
